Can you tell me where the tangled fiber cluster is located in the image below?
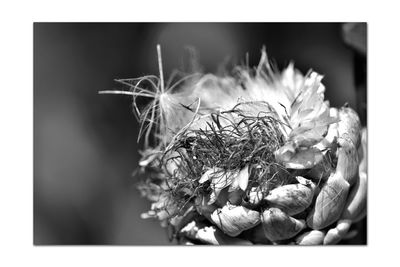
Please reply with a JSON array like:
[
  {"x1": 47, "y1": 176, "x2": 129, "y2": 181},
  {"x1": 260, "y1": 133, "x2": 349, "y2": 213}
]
[{"x1": 103, "y1": 46, "x2": 367, "y2": 245}]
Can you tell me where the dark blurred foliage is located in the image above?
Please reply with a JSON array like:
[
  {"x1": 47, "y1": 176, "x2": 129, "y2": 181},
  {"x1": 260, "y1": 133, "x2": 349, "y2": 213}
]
[{"x1": 34, "y1": 23, "x2": 366, "y2": 245}]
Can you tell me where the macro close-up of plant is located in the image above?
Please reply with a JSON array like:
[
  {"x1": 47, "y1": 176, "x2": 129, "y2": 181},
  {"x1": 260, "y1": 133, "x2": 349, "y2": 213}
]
[{"x1": 101, "y1": 43, "x2": 367, "y2": 245}]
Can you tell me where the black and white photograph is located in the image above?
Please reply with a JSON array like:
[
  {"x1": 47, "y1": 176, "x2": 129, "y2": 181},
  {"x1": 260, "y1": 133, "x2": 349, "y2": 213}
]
[
  {"x1": 34, "y1": 23, "x2": 367, "y2": 245},
  {"x1": 5, "y1": 1, "x2": 400, "y2": 266}
]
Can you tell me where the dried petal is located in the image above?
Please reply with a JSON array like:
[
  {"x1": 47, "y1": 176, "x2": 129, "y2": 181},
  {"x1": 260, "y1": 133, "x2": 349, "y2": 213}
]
[
  {"x1": 296, "y1": 230, "x2": 325, "y2": 245},
  {"x1": 229, "y1": 165, "x2": 249, "y2": 192},
  {"x1": 261, "y1": 208, "x2": 306, "y2": 241},
  {"x1": 336, "y1": 144, "x2": 359, "y2": 185},
  {"x1": 274, "y1": 143, "x2": 296, "y2": 162},
  {"x1": 211, "y1": 204, "x2": 261, "y2": 237},
  {"x1": 265, "y1": 182, "x2": 314, "y2": 216},
  {"x1": 323, "y1": 219, "x2": 351, "y2": 245},
  {"x1": 280, "y1": 147, "x2": 324, "y2": 169},
  {"x1": 307, "y1": 172, "x2": 350, "y2": 230},
  {"x1": 289, "y1": 125, "x2": 328, "y2": 148},
  {"x1": 341, "y1": 171, "x2": 367, "y2": 222},
  {"x1": 337, "y1": 107, "x2": 361, "y2": 148}
]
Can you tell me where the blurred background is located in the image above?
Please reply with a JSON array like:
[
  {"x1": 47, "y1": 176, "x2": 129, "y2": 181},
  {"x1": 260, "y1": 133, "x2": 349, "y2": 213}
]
[{"x1": 34, "y1": 23, "x2": 366, "y2": 245}]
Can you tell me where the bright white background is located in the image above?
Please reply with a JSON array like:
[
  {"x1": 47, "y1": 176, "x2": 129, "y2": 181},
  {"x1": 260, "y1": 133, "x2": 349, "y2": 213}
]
[{"x1": 1, "y1": 0, "x2": 399, "y2": 266}]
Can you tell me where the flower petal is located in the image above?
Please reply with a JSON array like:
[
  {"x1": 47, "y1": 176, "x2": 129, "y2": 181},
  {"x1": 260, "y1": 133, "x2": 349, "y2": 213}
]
[
  {"x1": 199, "y1": 167, "x2": 221, "y2": 183},
  {"x1": 229, "y1": 165, "x2": 249, "y2": 192},
  {"x1": 208, "y1": 171, "x2": 236, "y2": 204},
  {"x1": 282, "y1": 148, "x2": 324, "y2": 169}
]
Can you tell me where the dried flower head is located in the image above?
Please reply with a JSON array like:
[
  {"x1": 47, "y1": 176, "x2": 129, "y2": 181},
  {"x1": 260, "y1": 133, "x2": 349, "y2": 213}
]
[{"x1": 101, "y1": 45, "x2": 365, "y2": 245}]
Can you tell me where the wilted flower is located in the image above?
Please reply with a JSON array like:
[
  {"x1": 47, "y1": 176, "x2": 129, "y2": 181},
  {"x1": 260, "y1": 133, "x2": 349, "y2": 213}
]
[{"x1": 102, "y1": 45, "x2": 366, "y2": 245}]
